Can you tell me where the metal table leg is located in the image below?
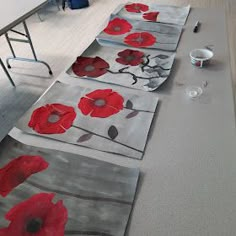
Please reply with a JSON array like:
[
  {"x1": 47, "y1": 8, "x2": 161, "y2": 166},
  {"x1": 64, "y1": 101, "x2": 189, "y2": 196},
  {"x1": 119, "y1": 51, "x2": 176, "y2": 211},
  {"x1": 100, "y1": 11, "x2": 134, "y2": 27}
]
[
  {"x1": 37, "y1": 0, "x2": 60, "y2": 22},
  {"x1": 53, "y1": 0, "x2": 60, "y2": 11},
  {"x1": 0, "y1": 58, "x2": 15, "y2": 86},
  {"x1": 5, "y1": 20, "x2": 53, "y2": 76}
]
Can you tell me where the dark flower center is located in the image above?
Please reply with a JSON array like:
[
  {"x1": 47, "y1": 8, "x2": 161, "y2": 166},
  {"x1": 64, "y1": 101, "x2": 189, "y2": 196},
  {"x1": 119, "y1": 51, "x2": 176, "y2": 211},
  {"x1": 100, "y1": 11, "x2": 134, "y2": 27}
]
[
  {"x1": 26, "y1": 218, "x2": 43, "y2": 233},
  {"x1": 94, "y1": 99, "x2": 106, "y2": 107},
  {"x1": 125, "y1": 55, "x2": 136, "y2": 61},
  {"x1": 85, "y1": 65, "x2": 95, "y2": 72},
  {"x1": 48, "y1": 113, "x2": 61, "y2": 123},
  {"x1": 134, "y1": 5, "x2": 141, "y2": 10},
  {"x1": 135, "y1": 36, "x2": 144, "y2": 43},
  {"x1": 114, "y1": 26, "x2": 121, "y2": 32}
]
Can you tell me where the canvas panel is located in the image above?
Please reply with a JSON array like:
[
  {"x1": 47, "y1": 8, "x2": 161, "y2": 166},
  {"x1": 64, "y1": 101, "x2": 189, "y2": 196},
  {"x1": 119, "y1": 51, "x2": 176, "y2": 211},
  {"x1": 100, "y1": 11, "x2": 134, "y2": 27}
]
[
  {"x1": 16, "y1": 82, "x2": 158, "y2": 159},
  {"x1": 113, "y1": 3, "x2": 190, "y2": 26},
  {"x1": 0, "y1": 136, "x2": 139, "y2": 236},
  {"x1": 97, "y1": 15, "x2": 182, "y2": 51},
  {"x1": 67, "y1": 41, "x2": 175, "y2": 91}
]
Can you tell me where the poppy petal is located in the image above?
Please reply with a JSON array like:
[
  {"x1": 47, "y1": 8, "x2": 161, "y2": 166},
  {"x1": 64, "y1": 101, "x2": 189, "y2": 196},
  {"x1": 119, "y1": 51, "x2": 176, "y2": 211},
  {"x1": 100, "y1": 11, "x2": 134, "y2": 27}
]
[
  {"x1": 116, "y1": 49, "x2": 144, "y2": 66},
  {"x1": 124, "y1": 32, "x2": 156, "y2": 48},
  {"x1": 72, "y1": 56, "x2": 109, "y2": 78},
  {"x1": 103, "y1": 18, "x2": 132, "y2": 35},
  {"x1": 106, "y1": 92, "x2": 124, "y2": 110},
  {"x1": 0, "y1": 156, "x2": 48, "y2": 197},
  {"x1": 5, "y1": 193, "x2": 54, "y2": 220},
  {"x1": 85, "y1": 89, "x2": 113, "y2": 100},
  {"x1": 83, "y1": 68, "x2": 108, "y2": 78},
  {"x1": 41, "y1": 200, "x2": 68, "y2": 235},
  {"x1": 115, "y1": 57, "x2": 130, "y2": 65},
  {"x1": 78, "y1": 97, "x2": 94, "y2": 115},
  {"x1": 72, "y1": 63, "x2": 88, "y2": 77},
  {"x1": 1, "y1": 193, "x2": 68, "y2": 236},
  {"x1": 76, "y1": 57, "x2": 94, "y2": 66},
  {"x1": 92, "y1": 57, "x2": 110, "y2": 68},
  {"x1": 28, "y1": 104, "x2": 76, "y2": 134},
  {"x1": 78, "y1": 89, "x2": 124, "y2": 118},
  {"x1": 117, "y1": 49, "x2": 130, "y2": 57},
  {"x1": 125, "y1": 3, "x2": 149, "y2": 13},
  {"x1": 90, "y1": 106, "x2": 119, "y2": 118},
  {"x1": 143, "y1": 12, "x2": 159, "y2": 21},
  {"x1": 129, "y1": 58, "x2": 144, "y2": 66}
]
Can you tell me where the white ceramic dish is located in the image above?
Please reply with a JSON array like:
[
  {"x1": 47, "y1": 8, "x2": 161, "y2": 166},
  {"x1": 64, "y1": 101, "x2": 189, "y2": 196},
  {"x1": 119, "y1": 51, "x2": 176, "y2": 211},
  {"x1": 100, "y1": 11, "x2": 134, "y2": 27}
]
[{"x1": 189, "y1": 48, "x2": 214, "y2": 68}]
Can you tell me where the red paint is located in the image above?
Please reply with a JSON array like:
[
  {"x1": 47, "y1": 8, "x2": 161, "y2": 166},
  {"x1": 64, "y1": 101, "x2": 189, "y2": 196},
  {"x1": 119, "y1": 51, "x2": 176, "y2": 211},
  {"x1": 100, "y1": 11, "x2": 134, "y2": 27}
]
[
  {"x1": 124, "y1": 32, "x2": 156, "y2": 48},
  {"x1": 72, "y1": 56, "x2": 109, "y2": 78},
  {"x1": 78, "y1": 89, "x2": 124, "y2": 118},
  {"x1": 28, "y1": 103, "x2": 76, "y2": 134},
  {"x1": 125, "y1": 3, "x2": 149, "y2": 13},
  {"x1": 116, "y1": 49, "x2": 144, "y2": 66},
  {"x1": 0, "y1": 193, "x2": 68, "y2": 236},
  {"x1": 0, "y1": 156, "x2": 48, "y2": 197},
  {"x1": 103, "y1": 18, "x2": 132, "y2": 35}
]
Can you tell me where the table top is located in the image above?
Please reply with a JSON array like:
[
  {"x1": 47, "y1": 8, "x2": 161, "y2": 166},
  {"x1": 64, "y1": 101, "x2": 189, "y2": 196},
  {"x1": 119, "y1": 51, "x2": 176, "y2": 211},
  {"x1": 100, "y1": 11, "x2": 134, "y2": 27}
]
[
  {"x1": 0, "y1": 0, "x2": 47, "y2": 36},
  {"x1": 10, "y1": 7, "x2": 236, "y2": 236}
]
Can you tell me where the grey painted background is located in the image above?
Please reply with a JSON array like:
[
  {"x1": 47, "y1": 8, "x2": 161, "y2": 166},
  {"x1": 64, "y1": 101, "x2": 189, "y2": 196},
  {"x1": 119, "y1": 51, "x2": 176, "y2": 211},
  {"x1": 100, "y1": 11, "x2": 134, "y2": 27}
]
[
  {"x1": 97, "y1": 15, "x2": 182, "y2": 51},
  {"x1": 114, "y1": 3, "x2": 190, "y2": 26},
  {"x1": 67, "y1": 41, "x2": 176, "y2": 91},
  {"x1": 16, "y1": 82, "x2": 159, "y2": 159},
  {"x1": 0, "y1": 136, "x2": 139, "y2": 236}
]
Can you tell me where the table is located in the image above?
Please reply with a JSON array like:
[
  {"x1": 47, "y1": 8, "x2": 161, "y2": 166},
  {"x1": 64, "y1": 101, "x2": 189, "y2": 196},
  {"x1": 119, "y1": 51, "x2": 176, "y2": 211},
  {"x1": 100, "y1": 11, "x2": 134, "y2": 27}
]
[
  {"x1": 10, "y1": 7, "x2": 236, "y2": 236},
  {"x1": 0, "y1": 0, "x2": 52, "y2": 86}
]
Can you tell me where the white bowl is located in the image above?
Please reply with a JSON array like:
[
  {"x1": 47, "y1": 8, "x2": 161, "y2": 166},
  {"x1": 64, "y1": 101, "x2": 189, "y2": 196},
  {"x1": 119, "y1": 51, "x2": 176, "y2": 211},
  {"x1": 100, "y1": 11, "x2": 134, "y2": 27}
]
[{"x1": 189, "y1": 49, "x2": 214, "y2": 68}]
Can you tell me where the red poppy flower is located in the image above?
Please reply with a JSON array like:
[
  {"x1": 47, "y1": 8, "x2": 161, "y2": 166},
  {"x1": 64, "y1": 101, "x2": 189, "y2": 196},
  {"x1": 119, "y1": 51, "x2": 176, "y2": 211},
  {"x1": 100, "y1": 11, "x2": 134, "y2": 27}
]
[
  {"x1": 125, "y1": 3, "x2": 149, "y2": 13},
  {"x1": 78, "y1": 89, "x2": 124, "y2": 118},
  {"x1": 72, "y1": 56, "x2": 109, "y2": 78},
  {"x1": 103, "y1": 18, "x2": 132, "y2": 35},
  {"x1": 143, "y1": 12, "x2": 159, "y2": 22},
  {"x1": 124, "y1": 32, "x2": 156, "y2": 48},
  {"x1": 0, "y1": 193, "x2": 68, "y2": 236},
  {"x1": 0, "y1": 156, "x2": 48, "y2": 197},
  {"x1": 116, "y1": 49, "x2": 144, "y2": 66},
  {"x1": 28, "y1": 103, "x2": 76, "y2": 134}
]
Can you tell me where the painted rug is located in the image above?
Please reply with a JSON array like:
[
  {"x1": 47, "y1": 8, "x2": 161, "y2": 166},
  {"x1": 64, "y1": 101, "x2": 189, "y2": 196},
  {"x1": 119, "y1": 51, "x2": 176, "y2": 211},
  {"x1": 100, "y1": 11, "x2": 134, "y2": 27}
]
[
  {"x1": 0, "y1": 135, "x2": 139, "y2": 236},
  {"x1": 113, "y1": 3, "x2": 190, "y2": 26},
  {"x1": 96, "y1": 15, "x2": 182, "y2": 51},
  {"x1": 67, "y1": 41, "x2": 175, "y2": 91},
  {"x1": 16, "y1": 82, "x2": 158, "y2": 159}
]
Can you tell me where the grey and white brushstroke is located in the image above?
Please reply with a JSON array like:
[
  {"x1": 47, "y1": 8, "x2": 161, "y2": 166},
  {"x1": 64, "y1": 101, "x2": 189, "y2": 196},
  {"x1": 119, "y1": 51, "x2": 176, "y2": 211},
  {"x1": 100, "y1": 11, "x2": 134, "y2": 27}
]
[
  {"x1": 0, "y1": 136, "x2": 139, "y2": 236},
  {"x1": 67, "y1": 41, "x2": 175, "y2": 91},
  {"x1": 113, "y1": 3, "x2": 190, "y2": 26},
  {"x1": 97, "y1": 15, "x2": 182, "y2": 51},
  {"x1": 16, "y1": 82, "x2": 158, "y2": 159}
]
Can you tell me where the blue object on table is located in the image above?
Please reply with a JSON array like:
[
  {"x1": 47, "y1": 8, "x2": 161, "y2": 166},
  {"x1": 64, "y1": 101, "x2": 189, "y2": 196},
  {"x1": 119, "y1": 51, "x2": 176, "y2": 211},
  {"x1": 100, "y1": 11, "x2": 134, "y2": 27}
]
[{"x1": 68, "y1": 0, "x2": 89, "y2": 9}]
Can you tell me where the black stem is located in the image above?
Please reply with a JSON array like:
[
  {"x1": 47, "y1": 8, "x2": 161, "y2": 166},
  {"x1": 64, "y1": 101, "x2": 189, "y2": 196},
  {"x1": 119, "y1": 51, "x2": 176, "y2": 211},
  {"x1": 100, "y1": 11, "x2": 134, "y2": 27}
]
[
  {"x1": 141, "y1": 55, "x2": 150, "y2": 72},
  {"x1": 156, "y1": 41, "x2": 176, "y2": 45},
  {"x1": 108, "y1": 67, "x2": 159, "y2": 84},
  {"x1": 65, "y1": 230, "x2": 113, "y2": 236},
  {"x1": 141, "y1": 55, "x2": 171, "y2": 72},
  {"x1": 72, "y1": 125, "x2": 143, "y2": 153},
  {"x1": 26, "y1": 180, "x2": 132, "y2": 205},
  {"x1": 123, "y1": 106, "x2": 152, "y2": 113},
  {"x1": 107, "y1": 68, "x2": 137, "y2": 85},
  {"x1": 144, "y1": 64, "x2": 172, "y2": 71}
]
